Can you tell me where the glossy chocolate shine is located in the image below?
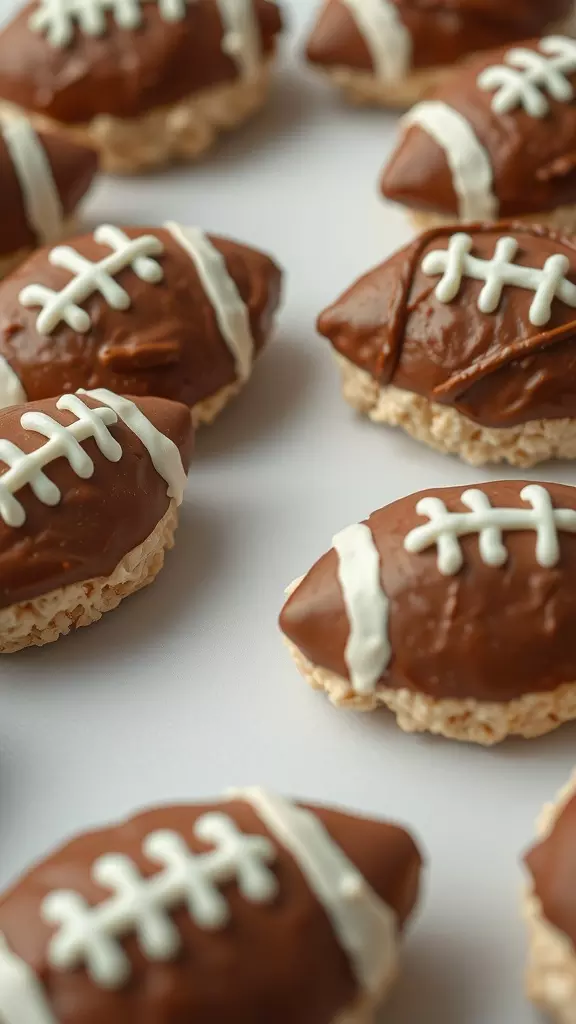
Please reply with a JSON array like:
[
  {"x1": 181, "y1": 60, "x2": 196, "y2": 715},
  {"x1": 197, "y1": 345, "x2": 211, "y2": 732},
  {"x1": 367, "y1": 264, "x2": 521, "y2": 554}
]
[
  {"x1": 525, "y1": 788, "x2": 576, "y2": 950},
  {"x1": 0, "y1": 394, "x2": 193, "y2": 609},
  {"x1": 0, "y1": 799, "x2": 422, "y2": 1023},
  {"x1": 280, "y1": 480, "x2": 576, "y2": 703},
  {"x1": 306, "y1": 0, "x2": 571, "y2": 73},
  {"x1": 0, "y1": 130, "x2": 97, "y2": 257},
  {"x1": 0, "y1": 0, "x2": 283, "y2": 123},
  {"x1": 318, "y1": 223, "x2": 576, "y2": 428},
  {"x1": 0, "y1": 226, "x2": 282, "y2": 410},
  {"x1": 382, "y1": 38, "x2": 576, "y2": 217}
]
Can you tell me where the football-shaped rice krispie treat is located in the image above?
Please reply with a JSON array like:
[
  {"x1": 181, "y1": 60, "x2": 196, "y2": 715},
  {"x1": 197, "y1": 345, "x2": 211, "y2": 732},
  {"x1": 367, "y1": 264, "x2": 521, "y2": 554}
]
[
  {"x1": 0, "y1": 0, "x2": 284, "y2": 173},
  {"x1": 0, "y1": 223, "x2": 282, "y2": 427},
  {"x1": 524, "y1": 772, "x2": 576, "y2": 1022},
  {"x1": 0, "y1": 389, "x2": 193, "y2": 652},
  {"x1": 382, "y1": 35, "x2": 576, "y2": 231},
  {"x1": 280, "y1": 480, "x2": 576, "y2": 745},
  {"x1": 318, "y1": 222, "x2": 576, "y2": 467},
  {"x1": 304, "y1": 0, "x2": 574, "y2": 108},
  {"x1": 0, "y1": 113, "x2": 96, "y2": 279},
  {"x1": 0, "y1": 787, "x2": 423, "y2": 1022}
]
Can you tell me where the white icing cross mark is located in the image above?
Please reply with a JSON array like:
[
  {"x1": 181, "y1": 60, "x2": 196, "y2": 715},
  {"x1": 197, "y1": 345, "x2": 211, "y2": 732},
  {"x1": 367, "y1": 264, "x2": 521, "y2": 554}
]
[
  {"x1": 0, "y1": 394, "x2": 121, "y2": 528},
  {"x1": 42, "y1": 814, "x2": 278, "y2": 990},
  {"x1": 478, "y1": 36, "x2": 576, "y2": 118},
  {"x1": 19, "y1": 225, "x2": 164, "y2": 336},
  {"x1": 404, "y1": 485, "x2": 576, "y2": 576},
  {"x1": 29, "y1": 0, "x2": 189, "y2": 48},
  {"x1": 421, "y1": 232, "x2": 576, "y2": 327}
]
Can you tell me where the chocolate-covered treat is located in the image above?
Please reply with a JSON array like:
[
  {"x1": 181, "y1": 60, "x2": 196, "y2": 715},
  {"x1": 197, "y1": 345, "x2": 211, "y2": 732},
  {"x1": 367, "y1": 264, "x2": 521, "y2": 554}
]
[
  {"x1": 0, "y1": 0, "x2": 284, "y2": 173},
  {"x1": 524, "y1": 773, "x2": 576, "y2": 1021},
  {"x1": 0, "y1": 389, "x2": 193, "y2": 652},
  {"x1": 0, "y1": 223, "x2": 282, "y2": 427},
  {"x1": 382, "y1": 35, "x2": 576, "y2": 231},
  {"x1": 304, "y1": 0, "x2": 574, "y2": 108},
  {"x1": 318, "y1": 222, "x2": 576, "y2": 467},
  {"x1": 0, "y1": 113, "x2": 96, "y2": 279},
  {"x1": 280, "y1": 480, "x2": 576, "y2": 745},
  {"x1": 0, "y1": 787, "x2": 423, "y2": 1022}
]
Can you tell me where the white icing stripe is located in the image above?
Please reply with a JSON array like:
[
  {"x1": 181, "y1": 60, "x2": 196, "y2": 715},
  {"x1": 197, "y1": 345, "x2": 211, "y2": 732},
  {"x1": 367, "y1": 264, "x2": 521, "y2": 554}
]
[
  {"x1": 0, "y1": 933, "x2": 57, "y2": 1024},
  {"x1": 216, "y1": 0, "x2": 261, "y2": 79},
  {"x1": 19, "y1": 225, "x2": 165, "y2": 336},
  {"x1": 422, "y1": 232, "x2": 576, "y2": 327},
  {"x1": 404, "y1": 485, "x2": 576, "y2": 576},
  {"x1": 233, "y1": 788, "x2": 398, "y2": 996},
  {"x1": 0, "y1": 356, "x2": 26, "y2": 409},
  {"x1": 333, "y1": 522, "x2": 390, "y2": 696},
  {"x1": 1, "y1": 117, "x2": 62, "y2": 244},
  {"x1": 166, "y1": 222, "x2": 254, "y2": 382},
  {"x1": 340, "y1": 0, "x2": 411, "y2": 81},
  {"x1": 78, "y1": 389, "x2": 187, "y2": 505},
  {"x1": 403, "y1": 101, "x2": 498, "y2": 221}
]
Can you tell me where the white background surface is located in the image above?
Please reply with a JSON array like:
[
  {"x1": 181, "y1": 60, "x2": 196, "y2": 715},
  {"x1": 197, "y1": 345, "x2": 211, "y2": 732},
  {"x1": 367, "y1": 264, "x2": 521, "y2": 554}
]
[{"x1": 1, "y1": 2, "x2": 576, "y2": 1021}]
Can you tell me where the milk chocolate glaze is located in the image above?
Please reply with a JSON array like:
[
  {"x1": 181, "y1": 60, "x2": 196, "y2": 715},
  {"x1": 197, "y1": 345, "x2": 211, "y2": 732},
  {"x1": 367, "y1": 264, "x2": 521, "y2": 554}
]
[
  {"x1": 381, "y1": 38, "x2": 576, "y2": 217},
  {"x1": 0, "y1": 225, "x2": 282, "y2": 411},
  {"x1": 318, "y1": 223, "x2": 576, "y2": 428},
  {"x1": 306, "y1": 0, "x2": 571, "y2": 74},
  {"x1": 0, "y1": 129, "x2": 98, "y2": 257},
  {"x1": 280, "y1": 480, "x2": 576, "y2": 703},
  {"x1": 0, "y1": 797, "x2": 422, "y2": 1023},
  {"x1": 525, "y1": 789, "x2": 576, "y2": 950},
  {"x1": 0, "y1": 0, "x2": 283, "y2": 123},
  {"x1": 0, "y1": 393, "x2": 193, "y2": 609}
]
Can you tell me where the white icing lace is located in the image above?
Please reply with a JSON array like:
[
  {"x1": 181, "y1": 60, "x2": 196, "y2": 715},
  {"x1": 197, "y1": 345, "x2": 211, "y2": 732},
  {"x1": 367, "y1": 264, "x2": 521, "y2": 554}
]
[
  {"x1": 404, "y1": 485, "x2": 576, "y2": 576},
  {"x1": 478, "y1": 36, "x2": 576, "y2": 118},
  {"x1": 29, "y1": 0, "x2": 189, "y2": 47},
  {"x1": 42, "y1": 814, "x2": 278, "y2": 989},
  {"x1": 421, "y1": 232, "x2": 576, "y2": 327},
  {"x1": 19, "y1": 225, "x2": 164, "y2": 335}
]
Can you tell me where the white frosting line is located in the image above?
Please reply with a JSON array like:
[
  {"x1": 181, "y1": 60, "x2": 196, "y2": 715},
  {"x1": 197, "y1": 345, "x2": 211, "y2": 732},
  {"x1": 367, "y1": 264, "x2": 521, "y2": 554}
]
[
  {"x1": 404, "y1": 485, "x2": 576, "y2": 575},
  {"x1": 478, "y1": 36, "x2": 576, "y2": 118},
  {"x1": 1, "y1": 116, "x2": 63, "y2": 245},
  {"x1": 166, "y1": 222, "x2": 254, "y2": 382},
  {"x1": 340, "y1": 0, "x2": 411, "y2": 82},
  {"x1": 422, "y1": 232, "x2": 576, "y2": 327},
  {"x1": 19, "y1": 225, "x2": 165, "y2": 336},
  {"x1": 333, "y1": 522, "x2": 391, "y2": 696},
  {"x1": 216, "y1": 0, "x2": 261, "y2": 79},
  {"x1": 0, "y1": 932, "x2": 57, "y2": 1024},
  {"x1": 78, "y1": 389, "x2": 188, "y2": 505},
  {"x1": 29, "y1": 0, "x2": 190, "y2": 48},
  {"x1": 232, "y1": 788, "x2": 398, "y2": 997},
  {"x1": 402, "y1": 101, "x2": 498, "y2": 221},
  {"x1": 0, "y1": 356, "x2": 26, "y2": 410}
]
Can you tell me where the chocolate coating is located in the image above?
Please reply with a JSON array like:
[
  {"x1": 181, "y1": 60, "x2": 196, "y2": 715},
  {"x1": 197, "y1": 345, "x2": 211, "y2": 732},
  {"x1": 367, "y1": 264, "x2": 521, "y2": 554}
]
[
  {"x1": 280, "y1": 480, "x2": 576, "y2": 703},
  {"x1": 0, "y1": 128, "x2": 97, "y2": 257},
  {"x1": 306, "y1": 0, "x2": 570, "y2": 74},
  {"x1": 382, "y1": 38, "x2": 576, "y2": 217},
  {"x1": 0, "y1": 393, "x2": 193, "y2": 609},
  {"x1": 0, "y1": 225, "x2": 282, "y2": 411},
  {"x1": 0, "y1": 797, "x2": 422, "y2": 1023},
  {"x1": 318, "y1": 223, "x2": 576, "y2": 428},
  {"x1": 0, "y1": 0, "x2": 283, "y2": 124},
  {"x1": 525, "y1": 789, "x2": 576, "y2": 950}
]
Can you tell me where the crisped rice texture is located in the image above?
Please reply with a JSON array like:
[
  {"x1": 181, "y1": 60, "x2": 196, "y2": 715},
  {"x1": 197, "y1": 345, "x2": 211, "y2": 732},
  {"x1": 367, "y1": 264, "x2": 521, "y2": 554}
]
[
  {"x1": 335, "y1": 354, "x2": 576, "y2": 468},
  {"x1": 409, "y1": 204, "x2": 576, "y2": 236},
  {"x1": 3, "y1": 64, "x2": 272, "y2": 174},
  {"x1": 284, "y1": 638, "x2": 576, "y2": 746},
  {"x1": 525, "y1": 774, "x2": 576, "y2": 1023},
  {"x1": 315, "y1": 64, "x2": 447, "y2": 108},
  {"x1": 0, "y1": 502, "x2": 178, "y2": 653},
  {"x1": 191, "y1": 379, "x2": 244, "y2": 428}
]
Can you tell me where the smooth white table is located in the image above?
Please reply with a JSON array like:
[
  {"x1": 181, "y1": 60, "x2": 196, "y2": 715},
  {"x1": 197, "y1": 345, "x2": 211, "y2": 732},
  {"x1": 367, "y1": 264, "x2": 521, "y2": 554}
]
[{"x1": 1, "y1": 2, "x2": 575, "y2": 1021}]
